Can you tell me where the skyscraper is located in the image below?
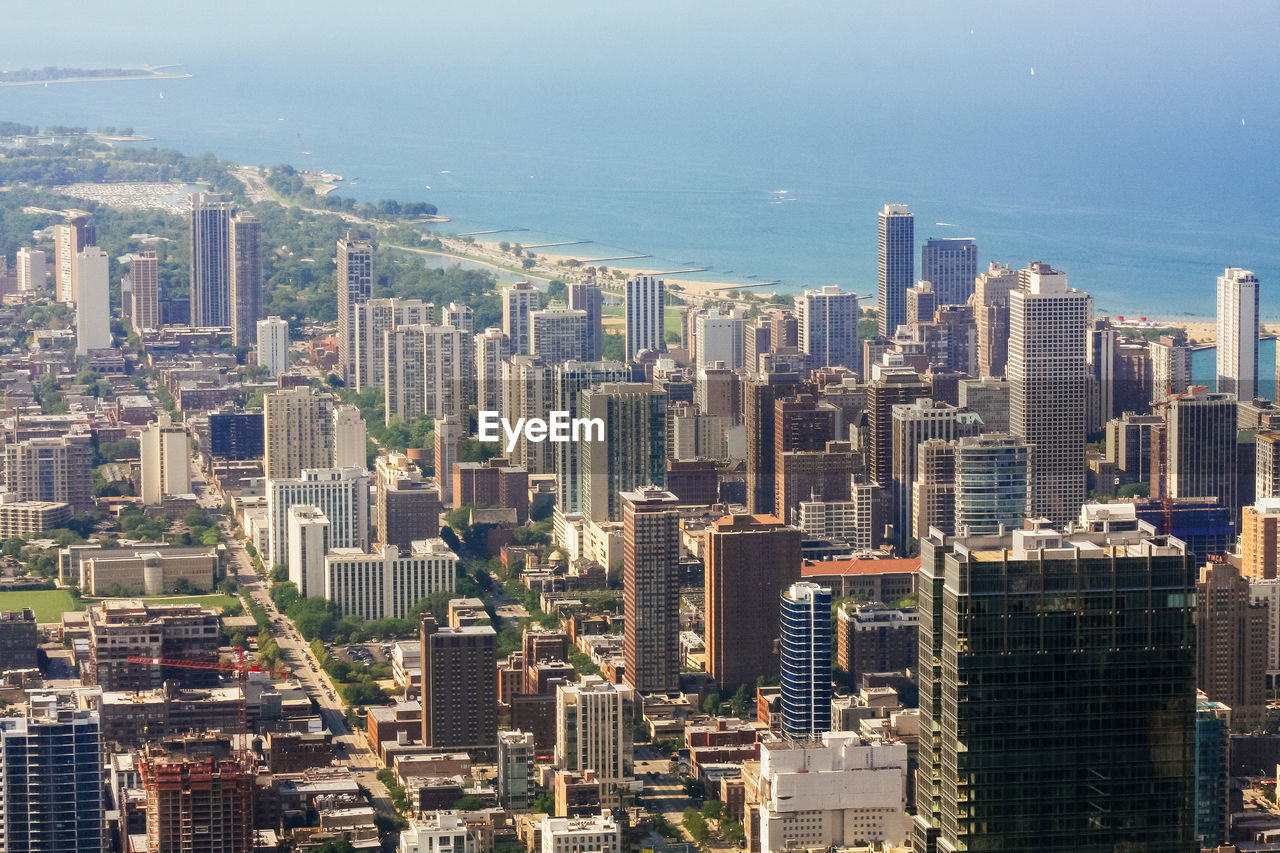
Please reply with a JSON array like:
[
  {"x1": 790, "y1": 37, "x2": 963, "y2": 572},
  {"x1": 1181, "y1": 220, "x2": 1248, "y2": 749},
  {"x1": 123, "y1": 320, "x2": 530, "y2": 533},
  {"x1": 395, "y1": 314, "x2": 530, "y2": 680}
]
[
  {"x1": 336, "y1": 230, "x2": 374, "y2": 384},
  {"x1": 54, "y1": 214, "x2": 94, "y2": 303},
  {"x1": 384, "y1": 324, "x2": 470, "y2": 424},
  {"x1": 704, "y1": 514, "x2": 802, "y2": 689},
  {"x1": 0, "y1": 693, "x2": 105, "y2": 852},
  {"x1": 139, "y1": 739, "x2": 253, "y2": 853},
  {"x1": 2, "y1": 434, "x2": 94, "y2": 512},
  {"x1": 555, "y1": 676, "x2": 634, "y2": 803},
  {"x1": 1008, "y1": 262, "x2": 1092, "y2": 526},
  {"x1": 1159, "y1": 386, "x2": 1237, "y2": 511},
  {"x1": 779, "y1": 581, "x2": 833, "y2": 739},
  {"x1": 552, "y1": 361, "x2": 630, "y2": 515},
  {"x1": 973, "y1": 262, "x2": 1018, "y2": 378},
  {"x1": 503, "y1": 280, "x2": 542, "y2": 356},
  {"x1": 953, "y1": 433, "x2": 1030, "y2": 535},
  {"x1": 914, "y1": 522, "x2": 1197, "y2": 852},
  {"x1": 1217, "y1": 267, "x2": 1260, "y2": 400},
  {"x1": 799, "y1": 285, "x2": 859, "y2": 371},
  {"x1": 189, "y1": 192, "x2": 235, "y2": 327},
  {"x1": 622, "y1": 487, "x2": 682, "y2": 693},
  {"x1": 920, "y1": 236, "x2": 977, "y2": 307},
  {"x1": 353, "y1": 297, "x2": 435, "y2": 391},
  {"x1": 877, "y1": 203, "x2": 914, "y2": 337},
  {"x1": 890, "y1": 399, "x2": 979, "y2": 550},
  {"x1": 625, "y1": 275, "x2": 665, "y2": 360},
  {"x1": 1196, "y1": 560, "x2": 1267, "y2": 730},
  {"x1": 263, "y1": 386, "x2": 336, "y2": 480},
  {"x1": 1151, "y1": 333, "x2": 1193, "y2": 400},
  {"x1": 228, "y1": 212, "x2": 262, "y2": 347},
  {"x1": 580, "y1": 383, "x2": 668, "y2": 522},
  {"x1": 73, "y1": 246, "x2": 110, "y2": 355},
  {"x1": 475, "y1": 327, "x2": 511, "y2": 412},
  {"x1": 332, "y1": 403, "x2": 368, "y2": 470},
  {"x1": 266, "y1": 467, "x2": 369, "y2": 569},
  {"x1": 568, "y1": 280, "x2": 604, "y2": 360},
  {"x1": 15, "y1": 247, "x2": 46, "y2": 293},
  {"x1": 375, "y1": 452, "x2": 443, "y2": 549},
  {"x1": 420, "y1": 617, "x2": 498, "y2": 756},
  {"x1": 140, "y1": 412, "x2": 191, "y2": 505},
  {"x1": 256, "y1": 316, "x2": 289, "y2": 376},
  {"x1": 530, "y1": 307, "x2": 591, "y2": 364},
  {"x1": 126, "y1": 250, "x2": 160, "y2": 331}
]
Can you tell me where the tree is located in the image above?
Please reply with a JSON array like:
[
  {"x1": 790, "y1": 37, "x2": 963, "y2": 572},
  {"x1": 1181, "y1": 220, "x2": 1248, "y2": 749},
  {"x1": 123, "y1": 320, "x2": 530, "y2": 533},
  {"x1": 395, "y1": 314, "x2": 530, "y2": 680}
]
[
  {"x1": 702, "y1": 692, "x2": 721, "y2": 716},
  {"x1": 532, "y1": 790, "x2": 555, "y2": 814},
  {"x1": 729, "y1": 684, "x2": 750, "y2": 718},
  {"x1": 2, "y1": 537, "x2": 23, "y2": 558},
  {"x1": 1119, "y1": 482, "x2": 1150, "y2": 498},
  {"x1": 682, "y1": 807, "x2": 710, "y2": 844}
]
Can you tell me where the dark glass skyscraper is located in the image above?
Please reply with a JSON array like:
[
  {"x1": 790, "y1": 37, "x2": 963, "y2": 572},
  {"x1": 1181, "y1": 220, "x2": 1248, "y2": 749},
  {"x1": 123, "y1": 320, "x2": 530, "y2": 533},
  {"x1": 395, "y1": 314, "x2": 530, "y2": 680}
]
[
  {"x1": 920, "y1": 236, "x2": 978, "y2": 307},
  {"x1": 779, "y1": 581, "x2": 832, "y2": 739},
  {"x1": 914, "y1": 522, "x2": 1197, "y2": 853},
  {"x1": 188, "y1": 192, "x2": 235, "y2": 327},
  {"x1": 877, "y1": 203, "x2": 914, "y2": 337}
]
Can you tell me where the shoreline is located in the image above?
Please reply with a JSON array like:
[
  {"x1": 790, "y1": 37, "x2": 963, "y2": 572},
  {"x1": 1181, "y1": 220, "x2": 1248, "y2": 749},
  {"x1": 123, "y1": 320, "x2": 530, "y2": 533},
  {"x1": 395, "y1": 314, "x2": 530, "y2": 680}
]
[{"x1": 0, "y1": 71, "x2": 191, "y2": 88}]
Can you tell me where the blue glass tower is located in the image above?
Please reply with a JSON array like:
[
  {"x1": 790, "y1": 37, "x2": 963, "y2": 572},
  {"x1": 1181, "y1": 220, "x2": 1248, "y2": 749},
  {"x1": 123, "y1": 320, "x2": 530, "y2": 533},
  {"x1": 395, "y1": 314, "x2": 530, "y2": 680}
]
[
  {"x1": 1195, "y1": 696, "x2": 1230, "y2": 848},
  {"x1": 780, "y1": 581, "x2": 832, "y2": 739}
]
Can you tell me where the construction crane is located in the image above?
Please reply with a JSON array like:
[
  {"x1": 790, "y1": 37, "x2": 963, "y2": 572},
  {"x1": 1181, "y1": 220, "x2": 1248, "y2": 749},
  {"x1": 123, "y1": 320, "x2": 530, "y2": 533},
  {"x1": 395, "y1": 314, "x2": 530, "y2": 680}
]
[{"x1": 127, "y1": 646, "x2": 291, "y2": 834}]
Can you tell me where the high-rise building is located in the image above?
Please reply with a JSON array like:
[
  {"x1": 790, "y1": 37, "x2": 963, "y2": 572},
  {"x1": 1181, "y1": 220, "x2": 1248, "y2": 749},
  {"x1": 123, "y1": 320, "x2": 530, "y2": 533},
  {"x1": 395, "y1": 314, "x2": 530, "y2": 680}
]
[
  {"x1": 336, "y1": 230, "x2": 374, "y2": 384},
  {"x1": 1195, "y1": 695, "x2": 1231, "y2": 849},
  {"x1": 775, "y1": 441, "x2": 858, "y2": 525},
  {"x1": 2, "y1": 434, "x2": 94, "y2": 512},
  {"x1": 1151, "y1": 333, "x2": 1193, "y2": 400},
  {"x1": 1159, "y1": 386, "x2": 1237, "y2": 511},
  {"x1": 555, "y1": 676, "x2": 634, "y2": 803},
  {"x1": 0, "y1": 693, "x2": 105, "y2": 852},
  {"x1": 501, "y1": 356, "x2": 555, "y2": 474},
  {"x1": 973, "y1": 262, "x2": 1018, "y2": 378},
  {"x1": 140, "y1": 412, "x2": 191, "y2": 505},
  {"x1": 553, "y1": 361, "x2": 630, "y2": 515},
  {"x1": 779, "y1": 581, "x2": 833, "y2": 739},
  {"x1": 256, "y1": 316, "x2": 289, "y2": 376},
  {"x1": 953, "y1": 433, "x2": 1030, "y2": 535},
  {"x1": 287, "y1": 504, "x2": 331, "y2": 599},
  {"x1": 877, "y1": 204, "x2": 914, "y2": 337},
  {"x1": 498, "y1": 730, "x2": 536, "y2": 811},
  {"x1": 189, "y1": 192, "x2": 235, "y2": 327},
  {"x1": 799, "y1": 285, "x2": 860, "y2": 371},
  {"x1": 385, "y1": 324, "x2": 470, "y2": 423},
  {"x1": 503, "y1": 280, "x2": 542, "y2": 356},
  {"x1": 354, "y1": 297, "x2": 434, "y2": 391},
  {"x1": 475, "y1": 327, "x2": 511, "y2": 412},
  {"x1": 73, "y1": 246, "x2": 110, "y2": 355},
  {"x1": 868, "y1": 369, "x2": 931, "y2": 487},
  {"x1": 332, "y1": 403, "x2": 367, "y2": 470},
  {"x1": 622, "y1": 487, "x2": 681, "y2": 693},
  {"x1": 126, "y1": 250, "x2": 160, "y2": 331},
  {"x1": 263, "y1": 386, "x2": 336, "y2": 480},
  {"x1": 744, "y1": 370, "x2": 804, "y2": 516},
  {"x1": 531, "y1": 307, "x2": 591, "y2": 364},
  {"x1": 376, "y1": 452, "x2": 443, "y2": 548},
  {"x1": 16, "y1": 247, "x2": 47, "y2": 293},
  {"x1": 694, "y1": 308, "x2": 745, "y2": 372},
  {"x1": 420, "y1": 617, "x2": 497, "y2": 755},
  {"x1": 1008, "y1": 262, "x2": 1092, "y2": 526},
  {"x1": 85, "y1": 601, "x2": 221, "y2": 692},
  {"x1": 920, "y1": 236, "x2": 978, "y2": 307},
  {"x1": 1242, "y1": 498, "x2": 1280, "y2": 579},
  {"x1": 139, "y1": 738, "x2": 253, "y2": 853},
  {"x1": 836, "y1": 602, "x2": 918, "y2": 681},
  {"x1": 581, "y1": 384, "x2": 668, "y2": 522},
  {"x1": 1217, "y1": 267, "x2": 1260, "y2": 400},
  {"x1": 704, "y1": 514, "x2": 802, "y2": 689},
  {"x1": 266, "y1": 467, "x2": 370, "y2": 569},
  {"x1": 624, "y1": 275, "x2": 665, "y2": 360},
  {"x1": 905, "y1": 280, "x2": 937, "y2": 329},
  {"x1": 912, "y1": 438, "x2": 956, "y2": 541},
  {"x1": 325, "y1": 539, "x2": 457, "y2": 621},
  {"x1": 1197, "y1": 560, "x2": 1267, "y2": 730},
  {"x1": 444, "y1": 301, "x2": 473, "y2": 333},
  {"x1": 568, "y1": 281, "x2": 604, "y2": 360},
  {"x1": 914, "y1": 522, "x2": 1197, "y2": 852},
  {"x1": 890, "y1": 399, "x2": 978, "y2": 550},
  {"x1": 1106, "y1": 411, "x2": 1162, "y2": 484},
  {"x1": 54, "y1": 214, "x2": 95, "y2": 303},
  {"x1": 434, "y1": 416, "x2": 465, "y2": 507},
  {"x1": 228, "y1": 212, "x2": 262, "y2": 347}
]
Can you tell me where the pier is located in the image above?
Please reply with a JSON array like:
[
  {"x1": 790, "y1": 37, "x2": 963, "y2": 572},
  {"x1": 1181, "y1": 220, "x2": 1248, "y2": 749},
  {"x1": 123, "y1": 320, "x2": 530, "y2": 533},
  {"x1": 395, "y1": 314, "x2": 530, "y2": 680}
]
[
  {"x1": 456, "y1": 228, "x2": 529, "y2": 236},
  {"x1": 524, "y1": 240, "x2": 590, "y2": 249},
  {"x1": 580, "y1": 254, "x2": 650, "y2": 263}
]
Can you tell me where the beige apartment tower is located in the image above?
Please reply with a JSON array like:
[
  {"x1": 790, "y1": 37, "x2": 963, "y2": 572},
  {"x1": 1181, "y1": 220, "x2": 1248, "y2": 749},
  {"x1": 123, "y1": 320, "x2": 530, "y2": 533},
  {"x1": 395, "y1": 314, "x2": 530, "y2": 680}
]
[
  {"x1": 263, "y1": 386, "x2": 336, "y2": 480},
  {"x1": 622, "y1": 487, "x2": 682, "y2": 693}
]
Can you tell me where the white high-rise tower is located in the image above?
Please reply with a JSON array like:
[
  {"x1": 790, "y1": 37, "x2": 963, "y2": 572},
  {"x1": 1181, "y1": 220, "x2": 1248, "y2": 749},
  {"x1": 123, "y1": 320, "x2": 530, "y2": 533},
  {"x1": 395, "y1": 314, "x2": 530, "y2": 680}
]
[{"x1": 1217, "y1": 267, "x2": 1260, "y2": 401}]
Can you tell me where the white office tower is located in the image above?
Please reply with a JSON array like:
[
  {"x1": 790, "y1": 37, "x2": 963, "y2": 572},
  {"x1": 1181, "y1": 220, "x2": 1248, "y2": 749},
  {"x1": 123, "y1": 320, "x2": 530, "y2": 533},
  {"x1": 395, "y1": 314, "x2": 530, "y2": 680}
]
[
  {"x1": 757, "y1": 733, "x2": 909, "y2": 853},
  {"x1": 288, "y1": 505, "x2": 331, "y2": 598},
  {"x1": 385, "y1": 325, "x2": 470, "y2": 424},
  {"x1": 800, "y1": 285, "x2": 860, "y2": 371},
  {"x1": 332, "y1": 404, "x2": 368, "y2": 470},
  {"x1": 1009, "y1": 262, "x2": 1092, "y2": 527},
  {"x1": 267, "y1": 467, "x2": 370, "y2": 569},
  {"x1": 625, "y1": 275, "x2": 665, "y2": 360},
  {"x1": 1217, "y1": 267, "x2": 1260, "y2": 400},
  {"x1": 126, "y1": 251, "x2": 160, "y2": 331},
  {"x1": 555, "y1": 675, "x2": 634, "y2": 799},
  {"x1": 263, "y1": 386, "x2": 336, "y2": 480},
  {"x1": 140, "y1": 412, "x2": 191, "y2": 505},
  {"x1": 475, "y1": 327, "x2": 511, "y2": 413},
  {"x1": 74, "y1": 247, "x2": 110, "y2": 355},
  {"x1": 0, "y1": 693, "x2": 105, "y2": 852},
  {"x1": 692, "y1": 308, "x2": 745, "y2": 372},
  {"x1": 257, "y1": 316, "x2": 289, "y2": 376},
  {"x1": 15, "y1": 247, "x2": 47, "y2": 293},
  {"x1": 324, "y1": 539, "x2": 458, "y2": 621},
  {"x1": 354, "y1": 297, "x2": 435, "y2": 391},
  {"x1": 503, "y1": 280, "x2": 542, "y2": 355}
]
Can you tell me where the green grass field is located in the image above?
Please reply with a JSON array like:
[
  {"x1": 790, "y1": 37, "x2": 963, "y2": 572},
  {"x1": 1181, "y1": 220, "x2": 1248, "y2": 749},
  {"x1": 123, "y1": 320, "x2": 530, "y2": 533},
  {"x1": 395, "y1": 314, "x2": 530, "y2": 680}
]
[{"x1": 0, "y1": 589, "x2": 82, "y2": 622}]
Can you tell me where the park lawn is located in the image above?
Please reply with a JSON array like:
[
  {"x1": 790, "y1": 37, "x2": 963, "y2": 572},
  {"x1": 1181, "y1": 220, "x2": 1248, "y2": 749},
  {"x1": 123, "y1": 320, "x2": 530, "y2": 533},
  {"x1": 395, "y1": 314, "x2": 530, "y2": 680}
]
[
  {"x1": 0, "y1": 589, "x2": 83, "y2": 622},
  {"x1": 664, "y1": 306, "x2": 683, "y2": 339}
]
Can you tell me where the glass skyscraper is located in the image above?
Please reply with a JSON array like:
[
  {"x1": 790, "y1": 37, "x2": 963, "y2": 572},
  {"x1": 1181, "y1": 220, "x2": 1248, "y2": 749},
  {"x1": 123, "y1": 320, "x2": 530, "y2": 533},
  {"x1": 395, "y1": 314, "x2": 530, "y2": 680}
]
[
  {"x1": 953, "y1": 433, "x2": 1030, "y2": 535},
  {"x1": 913, "y1": 522, "x2": 1197, "y2": 853},
  {"x1": 920, "y1": 236, "x2": 978, "y2": 307},
  {"x1": 877, "y1": 203, "x2": 914, "y2": 338},
  {"x1": 779, "y1": 581, "x2": 832, "y2": 739}
]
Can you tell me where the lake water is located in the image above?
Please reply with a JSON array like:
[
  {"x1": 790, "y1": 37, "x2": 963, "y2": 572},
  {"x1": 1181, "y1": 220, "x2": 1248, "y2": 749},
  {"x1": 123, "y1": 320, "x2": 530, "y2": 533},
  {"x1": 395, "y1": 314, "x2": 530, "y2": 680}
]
[{"x1": 2, "y1": 1, "x2": 1277, "y2": 318}]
